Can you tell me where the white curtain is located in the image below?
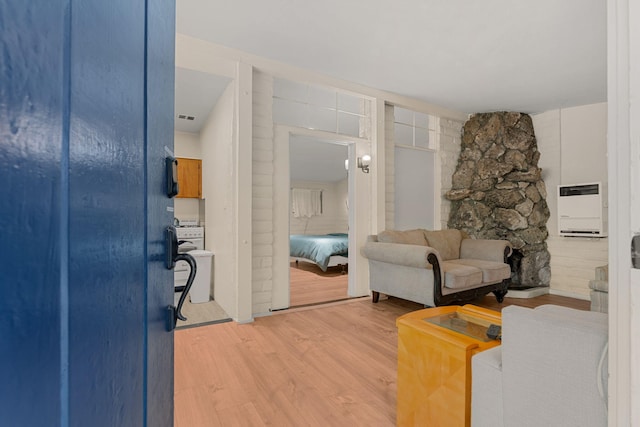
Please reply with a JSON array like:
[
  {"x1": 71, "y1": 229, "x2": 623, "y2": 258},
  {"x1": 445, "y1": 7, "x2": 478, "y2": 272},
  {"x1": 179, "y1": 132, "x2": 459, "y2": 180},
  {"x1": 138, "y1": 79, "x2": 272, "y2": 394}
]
[{"x1": 292, "y1": 188, "x2": 322, "y2": 218}]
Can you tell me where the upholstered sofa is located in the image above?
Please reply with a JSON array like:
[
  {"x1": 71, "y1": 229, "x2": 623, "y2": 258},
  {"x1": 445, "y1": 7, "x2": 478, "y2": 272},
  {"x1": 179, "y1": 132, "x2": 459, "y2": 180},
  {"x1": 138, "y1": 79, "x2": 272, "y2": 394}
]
[
  {"x1": 361, "y1": 229, "x2": 512, "y2": 307},
  {"x1": 471, "y1": 305, "x2": 608, "y2": 427}
]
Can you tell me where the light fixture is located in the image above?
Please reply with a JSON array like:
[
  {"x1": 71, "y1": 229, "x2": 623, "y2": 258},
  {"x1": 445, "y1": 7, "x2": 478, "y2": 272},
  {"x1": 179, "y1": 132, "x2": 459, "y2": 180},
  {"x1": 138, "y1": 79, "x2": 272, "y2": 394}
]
[
  {"x1": 357, "y1": 154, "x2": 371, "y2": 173},
  {"x1": 344, "y1": 159, "x2": 349, "y2": 171}
]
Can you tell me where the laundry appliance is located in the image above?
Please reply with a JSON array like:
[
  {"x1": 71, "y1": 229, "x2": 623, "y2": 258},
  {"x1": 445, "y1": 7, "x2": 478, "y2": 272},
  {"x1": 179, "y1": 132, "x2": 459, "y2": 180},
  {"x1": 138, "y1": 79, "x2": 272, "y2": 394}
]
[{"x1": 175, "y1": 226, "x2": 213, "y2": 304}]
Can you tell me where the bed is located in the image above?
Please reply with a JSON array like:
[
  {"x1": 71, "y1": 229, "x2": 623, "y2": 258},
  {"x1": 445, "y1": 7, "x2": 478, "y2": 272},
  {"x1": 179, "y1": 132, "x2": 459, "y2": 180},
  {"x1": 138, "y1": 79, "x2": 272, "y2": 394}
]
[{"x1": 289, "y1": 233, "x2": 348, "y2": 272}]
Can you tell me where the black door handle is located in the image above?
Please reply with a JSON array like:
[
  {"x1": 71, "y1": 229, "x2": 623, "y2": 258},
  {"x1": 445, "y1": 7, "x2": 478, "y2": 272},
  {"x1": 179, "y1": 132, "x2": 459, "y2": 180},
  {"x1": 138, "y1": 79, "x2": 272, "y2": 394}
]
[
  {"x1": 632, "y1": 234, "x2": 640, "y2": 269},
  {"x1": 166, "y1": 226, "x2": 197, "y2": 330},
  {"x1": 173, "y1": 253, "x2": 197, "y2": 323}
]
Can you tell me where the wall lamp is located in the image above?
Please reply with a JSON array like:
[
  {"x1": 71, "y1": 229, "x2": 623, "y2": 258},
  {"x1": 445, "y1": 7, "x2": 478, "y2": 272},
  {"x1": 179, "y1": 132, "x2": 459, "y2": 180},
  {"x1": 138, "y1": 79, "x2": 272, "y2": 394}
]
[{"x1": 357, "y1": 155, "x2": 371, "y2": 173}]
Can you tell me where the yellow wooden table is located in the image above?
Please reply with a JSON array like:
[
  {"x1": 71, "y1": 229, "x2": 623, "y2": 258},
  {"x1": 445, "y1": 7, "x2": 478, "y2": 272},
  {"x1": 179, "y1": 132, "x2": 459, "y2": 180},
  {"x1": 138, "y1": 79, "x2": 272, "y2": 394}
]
[{"x1": 396, "y1": 304, "x2": 502, "y2": 427}]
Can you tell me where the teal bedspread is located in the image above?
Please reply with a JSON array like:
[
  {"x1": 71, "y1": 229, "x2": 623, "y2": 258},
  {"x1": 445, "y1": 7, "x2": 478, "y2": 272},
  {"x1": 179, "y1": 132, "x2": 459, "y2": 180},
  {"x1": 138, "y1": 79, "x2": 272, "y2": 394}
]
[{"x1": 290, "y1": 233, "x2": 348, "y2": 272}]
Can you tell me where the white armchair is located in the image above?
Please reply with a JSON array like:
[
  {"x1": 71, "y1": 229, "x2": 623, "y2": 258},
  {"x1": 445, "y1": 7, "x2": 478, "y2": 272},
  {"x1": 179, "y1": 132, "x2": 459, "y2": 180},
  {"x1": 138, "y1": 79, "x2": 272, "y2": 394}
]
[
  {"x1": 589, "y1": 264, "x2": 608, "y2": 313},
  {"x1": 471, "y1": 305, "x2": 608, "y2": 427}
]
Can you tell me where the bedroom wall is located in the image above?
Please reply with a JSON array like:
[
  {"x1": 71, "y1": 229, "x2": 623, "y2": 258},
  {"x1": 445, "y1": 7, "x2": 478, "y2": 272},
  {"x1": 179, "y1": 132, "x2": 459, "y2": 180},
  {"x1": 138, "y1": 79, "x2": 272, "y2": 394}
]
[
  {"x1": 289, "y1": 179, "x2": 349, "y2": 235},
  {"x1": 532, "y1": 102, "x2": 608, "y2": 298},
  {"x1": 199, "y1": 80, "x2": 237, "y2": 317}
]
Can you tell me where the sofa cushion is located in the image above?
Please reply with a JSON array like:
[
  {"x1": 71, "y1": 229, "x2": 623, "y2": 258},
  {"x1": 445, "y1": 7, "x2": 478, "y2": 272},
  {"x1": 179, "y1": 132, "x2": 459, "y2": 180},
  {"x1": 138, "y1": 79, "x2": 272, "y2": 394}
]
[
  {"x1": 425, "y1": 229, "x2": 464, "y2": 260},
  {"x1": 447, "y1": 259, "x2": 511, "y2": 283},
  {"x1": 377, "y1": 229, "x2": 427, "y2": 246},
  {"x1": 442, "y1": 261, "x2": 483, "y2": 289}
]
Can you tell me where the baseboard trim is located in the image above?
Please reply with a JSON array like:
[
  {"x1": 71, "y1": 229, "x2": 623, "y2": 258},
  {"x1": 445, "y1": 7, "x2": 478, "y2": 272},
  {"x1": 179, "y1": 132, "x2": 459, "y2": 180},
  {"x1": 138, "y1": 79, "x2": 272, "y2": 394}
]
[
  {"x1": 507, "y1": 287, "x2": 550, "y2": 299},
  {"x1": 549, "y1": 288, "x2": 591, "y2": 301}
]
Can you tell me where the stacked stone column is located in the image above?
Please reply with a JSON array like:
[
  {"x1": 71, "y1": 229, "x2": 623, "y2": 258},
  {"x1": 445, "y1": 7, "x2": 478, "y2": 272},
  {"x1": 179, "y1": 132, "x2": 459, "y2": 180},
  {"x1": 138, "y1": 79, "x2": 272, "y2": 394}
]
[{"x1": 446, "y1": 112, "x2": 550, "y2": 288}]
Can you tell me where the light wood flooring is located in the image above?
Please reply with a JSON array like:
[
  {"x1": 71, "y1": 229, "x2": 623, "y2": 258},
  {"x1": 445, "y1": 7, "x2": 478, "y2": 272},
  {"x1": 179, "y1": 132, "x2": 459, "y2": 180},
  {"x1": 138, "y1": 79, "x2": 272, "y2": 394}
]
[
  {"x1": 289, "y1": 260, "x2": 349, "y2": 307},
  {"x1": 174, "y1": 292, "x2": 589, "y2": 426}
]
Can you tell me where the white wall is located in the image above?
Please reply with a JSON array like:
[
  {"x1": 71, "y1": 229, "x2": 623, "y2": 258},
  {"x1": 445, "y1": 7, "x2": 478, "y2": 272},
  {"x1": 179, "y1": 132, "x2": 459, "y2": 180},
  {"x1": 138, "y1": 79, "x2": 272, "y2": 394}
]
[
  {"x1": 394, "y1": 147, "x2": 436, "y2": 229},
  {"x1": 384, "y1": 104, "x2": 396, "y2": 229},
  {"x1": 174, "y1": 131, "x2": 201, "y2": 158},
  {"x1": 438, "y1": 118, "x2": 464, "y2": 230},
  {"x1": 385, "y1": 109, "x2": 463, "y2": 232},
  {"x1": 289, "y1": 179, "x2": 348, "y2": 235},
  {"x1": 176, "y1": 34, "x2": 470, "y2": 319},
  {"x1": 252, "y1": 70, "x2": 275, "y2": 315},
  {"x1": 532, "y1": 102, "x2": 608, "y2": 298},
  {"x1": 199, "y1": 81, "x2": 237, "y2": 317},
  {"x1": 560, "y1": 103, "x2": 608, "y2": 186}
]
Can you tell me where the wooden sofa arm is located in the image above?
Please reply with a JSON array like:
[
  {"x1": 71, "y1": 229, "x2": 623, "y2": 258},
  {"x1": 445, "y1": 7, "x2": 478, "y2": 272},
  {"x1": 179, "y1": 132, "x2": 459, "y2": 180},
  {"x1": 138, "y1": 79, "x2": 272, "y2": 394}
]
[{"x1": 361, "y1": 242, "x2": 440, "y2": 269}]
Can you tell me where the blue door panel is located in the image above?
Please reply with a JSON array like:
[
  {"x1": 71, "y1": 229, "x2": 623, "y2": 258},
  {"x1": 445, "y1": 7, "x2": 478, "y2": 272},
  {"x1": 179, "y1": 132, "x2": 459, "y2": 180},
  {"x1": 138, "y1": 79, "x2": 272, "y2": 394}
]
[
  {"x1": 0, "y1": 1, "x2": 65, "y2": 424},
  {"x1": 145, "y1": 0, "x2": 176, "y2": 425},
  {"x1": 68, "y1": 1, "x2": 146, "y2": 425},
  {"x1": 0, "y1": 1, "x2": 175, "y2": 426}
]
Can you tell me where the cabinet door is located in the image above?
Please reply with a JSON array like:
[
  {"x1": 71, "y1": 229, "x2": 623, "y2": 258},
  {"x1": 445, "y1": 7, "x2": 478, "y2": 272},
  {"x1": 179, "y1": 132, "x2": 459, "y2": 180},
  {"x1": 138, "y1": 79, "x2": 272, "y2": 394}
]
[{"x1": 177, "y1": 157, "x2": 202, "y2": 198}]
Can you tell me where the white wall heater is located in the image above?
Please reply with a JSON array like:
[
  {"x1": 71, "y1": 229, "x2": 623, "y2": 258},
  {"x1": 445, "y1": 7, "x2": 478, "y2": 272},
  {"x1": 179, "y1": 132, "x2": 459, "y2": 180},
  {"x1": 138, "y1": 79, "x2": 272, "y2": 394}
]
[{"x1": 557, "y1": 182, "x2": 607, "y2": 237}]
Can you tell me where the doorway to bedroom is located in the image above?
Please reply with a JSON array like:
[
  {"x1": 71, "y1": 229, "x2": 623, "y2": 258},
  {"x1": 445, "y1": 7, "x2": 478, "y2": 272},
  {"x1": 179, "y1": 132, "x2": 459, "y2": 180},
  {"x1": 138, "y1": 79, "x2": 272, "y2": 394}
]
[{"x1": 288, "y1": 135, "x2": 350, "y2": 307}]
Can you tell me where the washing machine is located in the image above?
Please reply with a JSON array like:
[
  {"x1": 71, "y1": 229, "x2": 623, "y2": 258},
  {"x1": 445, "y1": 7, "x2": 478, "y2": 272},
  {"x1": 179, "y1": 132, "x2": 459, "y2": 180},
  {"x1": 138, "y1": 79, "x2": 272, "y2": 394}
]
[{"x1": 175, "y1": 226, "x2": 213, "y2": 304}]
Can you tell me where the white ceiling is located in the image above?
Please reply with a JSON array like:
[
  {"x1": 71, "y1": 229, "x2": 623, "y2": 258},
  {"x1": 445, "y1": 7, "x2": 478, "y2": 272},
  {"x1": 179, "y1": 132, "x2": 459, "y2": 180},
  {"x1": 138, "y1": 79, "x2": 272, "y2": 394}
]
[
  {"x1": 174, "y1": 0, "x2": 607, "y2": 182},
  {"x1": 289, "y1": 136, "x2": 348, "y2": 183},
  {"x1": 176, "y1": 0, "x2": 607, "y2": 115},
  {"x1": 174, "y1": 67, "x2": 231, "y2": 133}
]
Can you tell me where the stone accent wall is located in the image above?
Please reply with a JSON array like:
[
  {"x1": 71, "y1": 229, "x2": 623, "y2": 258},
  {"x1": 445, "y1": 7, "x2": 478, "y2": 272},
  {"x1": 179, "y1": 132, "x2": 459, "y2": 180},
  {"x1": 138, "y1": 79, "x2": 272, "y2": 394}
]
[{"x1": 446, "y1": 112, "x2": 551, "y2": 288}]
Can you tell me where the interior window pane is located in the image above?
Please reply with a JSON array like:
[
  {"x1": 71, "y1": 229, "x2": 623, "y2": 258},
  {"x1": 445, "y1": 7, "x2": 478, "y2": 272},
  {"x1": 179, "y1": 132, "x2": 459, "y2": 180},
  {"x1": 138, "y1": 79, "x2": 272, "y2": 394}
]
[
  {"x1": 415, "y1": 112, "x2": 429, "y2": 129},
  {"x1": 307, "y1": 105, "x2": 336, "y2": 132},
  {"x1": 337, "y1": 93, "x2": 361, "y2": 114},
  {"x1": 415, "y1": 127, "x2": 429, "y2": 149},
  {"x1": 337, "y1": 112, "x2": 360, "y2": 137},
  {"x1": 394, "y1": 122, "x2": 414, "y2": 146},
  {"x1": 273, "y1": 98, "x2": 307, "y2": 127},
  {"x1": 395, "y1": 107, "x2": 413, "y2": 125},
  {"x1": 273, "y1": 78, "x2": 308, "y2": 103},
  {"x1": 307, "y1": 86, "x2": 336, "y2": 108}
]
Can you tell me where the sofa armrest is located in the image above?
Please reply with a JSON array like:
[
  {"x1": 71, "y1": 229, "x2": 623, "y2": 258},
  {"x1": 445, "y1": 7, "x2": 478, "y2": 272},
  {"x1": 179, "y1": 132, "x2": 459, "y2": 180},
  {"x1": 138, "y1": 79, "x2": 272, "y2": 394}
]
[
  {"x1": 460, "y1": 238, "x2": 512, "y2": 263},
  {"x1": 472, "y1": 346, "x2": 504, "y2": 427},
  {"x1": 361, "y1": 242, "x2": 440, "y2": 269},
  {"x1": 500, "y1": 305, "x2": 608, "y2": 427}
]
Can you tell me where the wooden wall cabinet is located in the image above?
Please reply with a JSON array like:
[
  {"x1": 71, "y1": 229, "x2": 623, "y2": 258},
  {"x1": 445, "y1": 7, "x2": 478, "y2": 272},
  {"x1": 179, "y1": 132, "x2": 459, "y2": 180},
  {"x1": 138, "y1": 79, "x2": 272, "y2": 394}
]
[{"x1": 176, "y1": 157, "x2": 202, "y2": 198}]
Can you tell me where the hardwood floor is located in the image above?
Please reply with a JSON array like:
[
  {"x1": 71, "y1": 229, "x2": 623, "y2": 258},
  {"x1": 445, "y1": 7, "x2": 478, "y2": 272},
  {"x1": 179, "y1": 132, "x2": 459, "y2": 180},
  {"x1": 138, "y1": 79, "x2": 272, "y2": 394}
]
[
  {"x1": 174, "y1": 293, "x2": 589, "y2": 426},
  {"x1": 289, "y1": 261, "x2": 349, "y2": 307}
]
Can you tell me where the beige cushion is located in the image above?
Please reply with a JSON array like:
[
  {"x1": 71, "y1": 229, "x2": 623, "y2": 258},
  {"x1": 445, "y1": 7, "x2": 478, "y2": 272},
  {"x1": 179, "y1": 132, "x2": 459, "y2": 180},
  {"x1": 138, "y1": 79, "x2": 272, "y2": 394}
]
[
  {"x1": 447, "y1": 259, "x2": 511, "y2": 283},
  {"x1": 377, "y1": 229, "x2": 427, "y2": 246},
  {"x1": 442, "y1": 261, "x2": 483, "y2": 289},
  {"x1": 425, "y1": 229, "x2": 464, "y2": 260}
]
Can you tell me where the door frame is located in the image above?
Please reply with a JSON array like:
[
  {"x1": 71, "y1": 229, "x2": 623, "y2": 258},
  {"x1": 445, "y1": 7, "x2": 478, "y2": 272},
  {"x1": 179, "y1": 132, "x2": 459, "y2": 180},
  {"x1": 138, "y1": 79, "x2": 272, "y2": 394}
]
[
  {"x1": 272, "y1": 126, "x2": 372, "y2": 310},
  {"x1": 607, "y1": 0, "x2": 638, "y2": 423}
]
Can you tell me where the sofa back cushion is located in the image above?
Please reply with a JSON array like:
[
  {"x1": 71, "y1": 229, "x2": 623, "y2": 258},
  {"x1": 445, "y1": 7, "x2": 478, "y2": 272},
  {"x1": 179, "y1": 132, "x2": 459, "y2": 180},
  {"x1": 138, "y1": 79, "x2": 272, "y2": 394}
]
[
  {"x1": 377, "y1": 229, "x2": 427, "y2": 246},
  {"x1": 424, "y1": 229, "x2": 464, "y2": 260}
]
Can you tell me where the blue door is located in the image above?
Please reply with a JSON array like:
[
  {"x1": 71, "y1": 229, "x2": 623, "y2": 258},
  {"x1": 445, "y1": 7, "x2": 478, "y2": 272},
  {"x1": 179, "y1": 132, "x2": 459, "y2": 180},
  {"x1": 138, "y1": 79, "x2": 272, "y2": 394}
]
[{"x1": 0, "y1": 1, "x2": 175, "y2": 426}]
